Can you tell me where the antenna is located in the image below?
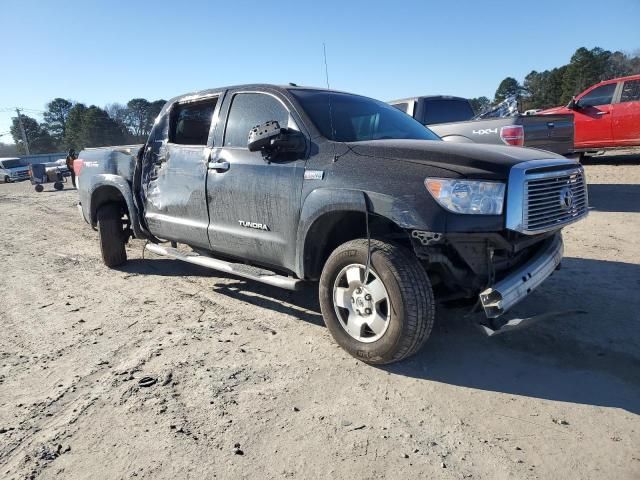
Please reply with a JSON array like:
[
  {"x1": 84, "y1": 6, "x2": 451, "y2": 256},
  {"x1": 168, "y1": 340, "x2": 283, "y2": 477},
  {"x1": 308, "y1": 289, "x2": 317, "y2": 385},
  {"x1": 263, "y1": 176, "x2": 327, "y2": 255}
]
[
  {"x1": 323, "y1": 43, "x2": 331, "y2": 90},
  {"x1": 323, "y1": 43, "x2": 338, "y2": 161}
]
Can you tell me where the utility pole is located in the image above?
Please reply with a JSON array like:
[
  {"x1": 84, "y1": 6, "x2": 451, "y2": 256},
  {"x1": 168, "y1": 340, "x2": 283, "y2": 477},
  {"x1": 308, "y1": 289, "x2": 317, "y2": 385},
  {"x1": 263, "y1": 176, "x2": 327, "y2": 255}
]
[{"x1": 15, "y1": 108, "x2": 30, "y2": 155}]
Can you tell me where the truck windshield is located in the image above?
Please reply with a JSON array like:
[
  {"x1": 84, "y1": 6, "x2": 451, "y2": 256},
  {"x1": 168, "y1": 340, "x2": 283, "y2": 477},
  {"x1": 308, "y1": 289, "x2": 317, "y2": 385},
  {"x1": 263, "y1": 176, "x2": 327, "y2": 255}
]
[
  {"x1": 0, "y1": 159, "x2": 23, "y2": 169},
  {"x1": 290, "y1": 89, "x2": 440, "y2": 142},
  {"x1": 421, "y1": 98, "x2": 475, "y2": 124}
]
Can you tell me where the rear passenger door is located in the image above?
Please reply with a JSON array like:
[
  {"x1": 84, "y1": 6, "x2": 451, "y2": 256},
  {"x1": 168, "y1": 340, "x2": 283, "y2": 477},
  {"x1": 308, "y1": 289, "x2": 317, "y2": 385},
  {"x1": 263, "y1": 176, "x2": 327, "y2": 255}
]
[
  {"x1": 612, "y1": 79, "x2": 640, "y2": 145},
  {"x1": 143, "y1": 96, "x2": 220, "y2": 248},
  {"x1": 206, "y1": 91, "x2": 307, "y2": 272}
]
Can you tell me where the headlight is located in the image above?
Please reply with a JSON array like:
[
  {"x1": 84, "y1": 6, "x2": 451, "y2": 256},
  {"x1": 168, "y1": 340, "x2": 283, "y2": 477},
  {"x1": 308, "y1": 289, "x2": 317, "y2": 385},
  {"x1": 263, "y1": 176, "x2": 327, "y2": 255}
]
[{"x1": 425, "y1": 178, "x2": 505, "y2": 215}]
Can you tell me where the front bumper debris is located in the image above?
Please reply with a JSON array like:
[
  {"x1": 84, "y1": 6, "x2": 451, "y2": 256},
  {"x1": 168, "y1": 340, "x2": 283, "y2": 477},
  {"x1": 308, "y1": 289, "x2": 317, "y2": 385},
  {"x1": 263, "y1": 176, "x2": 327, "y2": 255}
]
[
  {"x1": 479, "y1": 234, "x2": 563, "y2": 319},
  {"x1": 477, "y1": 309, "x2": 586, "y2": 336}
]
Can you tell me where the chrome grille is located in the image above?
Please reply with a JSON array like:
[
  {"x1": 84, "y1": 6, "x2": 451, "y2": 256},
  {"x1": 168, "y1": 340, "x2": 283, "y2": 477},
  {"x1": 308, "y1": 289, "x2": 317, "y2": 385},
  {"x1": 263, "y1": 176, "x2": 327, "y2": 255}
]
[{"x1": 524, "y1": 168, "x2": 588, "y2": 232}]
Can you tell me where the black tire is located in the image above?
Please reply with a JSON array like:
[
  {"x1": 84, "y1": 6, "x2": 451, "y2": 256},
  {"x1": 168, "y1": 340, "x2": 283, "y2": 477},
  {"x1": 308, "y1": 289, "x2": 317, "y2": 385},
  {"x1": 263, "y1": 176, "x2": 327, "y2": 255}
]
[
  {"x1": 97, "y1": 203, "x2": 127, "y2": 267},
  {"x1": 3, "y1": 176, "x2": 9, "y2": 183},
  {"x1": 319, "y1": 239, "x2": 435, "y2": 364},
  {"x1": 54, "y1": 182, "x2": 63, "y2": 190},
  {"x1": 35, "y1": 184, "x2": 44, "y2": 192}
]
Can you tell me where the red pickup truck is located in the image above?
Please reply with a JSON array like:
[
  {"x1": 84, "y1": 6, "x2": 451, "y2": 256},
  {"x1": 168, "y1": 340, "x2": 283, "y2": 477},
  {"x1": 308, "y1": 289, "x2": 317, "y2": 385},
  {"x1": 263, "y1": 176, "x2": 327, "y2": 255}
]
[{"x1": 540, "y1": 74, "x2": 640, "y2": 154}]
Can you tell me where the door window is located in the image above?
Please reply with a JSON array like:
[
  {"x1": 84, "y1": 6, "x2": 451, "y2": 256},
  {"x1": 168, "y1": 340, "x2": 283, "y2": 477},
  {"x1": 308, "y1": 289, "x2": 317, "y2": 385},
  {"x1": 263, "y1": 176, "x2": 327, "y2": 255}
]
[
  {"x1": 169, "y1": 99, "x2": 217, "y2": 145},
  {"x1": 224, "y1": 93, "x2": 291, "y2": 148},
  {"x1": 620, "y1": 80, "x2": 640, "y2": 103},
  {"x1": 579, "y1": 83, "x2": 616, "y2": 107}
]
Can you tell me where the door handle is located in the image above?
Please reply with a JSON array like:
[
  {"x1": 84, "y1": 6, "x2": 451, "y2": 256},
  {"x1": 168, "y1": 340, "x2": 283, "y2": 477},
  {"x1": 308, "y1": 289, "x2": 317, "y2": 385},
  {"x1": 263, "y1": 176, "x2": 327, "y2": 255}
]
[
  {"x1": 596, "y1": 111, "x2": 610, "y2": 115},
  {"x1": 208, "y1": 161, "x2": 230, "y2": 171}
]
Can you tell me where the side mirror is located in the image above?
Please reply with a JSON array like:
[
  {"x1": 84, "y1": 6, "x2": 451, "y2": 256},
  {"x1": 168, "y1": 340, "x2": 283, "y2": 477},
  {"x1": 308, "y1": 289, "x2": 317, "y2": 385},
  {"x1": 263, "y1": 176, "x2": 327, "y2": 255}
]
[
  {"x1": 567, "y1": 97, "x2": 577, "y2": 110},
  {"x1": 248, "y1": 121, "x2": 281, "y2": 152},
  {"x1": 247, "y1": 121, "x2": 306, "y2": 158}
]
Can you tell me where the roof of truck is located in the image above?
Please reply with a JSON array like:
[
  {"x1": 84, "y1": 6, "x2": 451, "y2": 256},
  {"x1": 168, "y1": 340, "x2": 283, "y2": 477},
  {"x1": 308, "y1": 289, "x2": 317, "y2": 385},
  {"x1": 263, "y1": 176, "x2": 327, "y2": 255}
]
[
  {"x1": 388, "y1": 95, "x2": 470, "y2": 104},
  {"x1": 168, "y1": 84, "x2": 354, "y2": 105}
]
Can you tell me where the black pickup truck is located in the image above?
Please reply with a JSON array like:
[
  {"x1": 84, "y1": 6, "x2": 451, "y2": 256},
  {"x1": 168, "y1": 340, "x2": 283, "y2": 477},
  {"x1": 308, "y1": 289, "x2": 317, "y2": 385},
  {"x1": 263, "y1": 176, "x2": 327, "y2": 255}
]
[
  {"x1": 389, "y1": 95, "x2": 575, "y2": 156},
  {"x1": 76, "y1": 84, "x2": 588, "y2": 364}
]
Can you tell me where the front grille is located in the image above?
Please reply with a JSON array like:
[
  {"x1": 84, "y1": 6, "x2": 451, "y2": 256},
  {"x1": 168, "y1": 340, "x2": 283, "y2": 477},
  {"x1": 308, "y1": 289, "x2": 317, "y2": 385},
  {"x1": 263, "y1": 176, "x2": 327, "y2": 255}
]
[{"x1": 523, "y1": 168, "x2": 588, "y2": 232}]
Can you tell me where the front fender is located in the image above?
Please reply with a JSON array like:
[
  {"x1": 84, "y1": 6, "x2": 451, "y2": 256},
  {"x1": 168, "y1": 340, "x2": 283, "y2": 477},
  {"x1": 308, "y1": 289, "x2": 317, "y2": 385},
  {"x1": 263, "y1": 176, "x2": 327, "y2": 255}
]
[{"x1": 295, "y1": 188, "x2": 367, "y2": 277}]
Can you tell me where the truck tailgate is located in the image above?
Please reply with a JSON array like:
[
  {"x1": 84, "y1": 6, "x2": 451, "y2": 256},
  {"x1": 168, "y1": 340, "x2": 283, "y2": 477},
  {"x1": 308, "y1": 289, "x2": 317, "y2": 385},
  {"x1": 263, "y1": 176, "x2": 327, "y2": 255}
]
[{"x1": 521, "y1": 114, "x2": 573, "y2": 155}]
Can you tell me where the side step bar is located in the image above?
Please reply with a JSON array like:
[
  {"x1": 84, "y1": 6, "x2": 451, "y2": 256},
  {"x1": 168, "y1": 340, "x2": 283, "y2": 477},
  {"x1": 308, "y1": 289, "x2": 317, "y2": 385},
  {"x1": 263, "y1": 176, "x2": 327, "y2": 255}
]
[{"x1": 144, "y1": 243, "x2": 304, "y2": 291}]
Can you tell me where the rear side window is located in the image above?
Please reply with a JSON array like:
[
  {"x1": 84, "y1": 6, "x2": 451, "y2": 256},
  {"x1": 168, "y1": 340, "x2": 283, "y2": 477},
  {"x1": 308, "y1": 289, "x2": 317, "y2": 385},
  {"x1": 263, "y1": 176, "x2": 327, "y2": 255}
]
[
  {"x1": 224, "y1": 93, "x2": 290, "y2": 148},
  {"x1": 421, "y1": 99, "x2": 475, "y2": 125},
  {"x1": 620, "y1": 80, "x2": 640, "y2": 103},
  {"x1": 169, "y1": 98, "x2": 217, "y2": 145},
  {"x1": 579, "y1": 83, "x2": 616, "y2": 107}
]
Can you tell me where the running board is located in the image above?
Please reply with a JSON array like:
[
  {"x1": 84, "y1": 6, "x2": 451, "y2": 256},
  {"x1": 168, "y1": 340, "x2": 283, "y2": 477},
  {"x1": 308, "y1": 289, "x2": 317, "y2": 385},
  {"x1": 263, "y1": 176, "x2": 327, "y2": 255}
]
[{"x1": 144, "y1": 243, "x2": 304, "y2": 291}]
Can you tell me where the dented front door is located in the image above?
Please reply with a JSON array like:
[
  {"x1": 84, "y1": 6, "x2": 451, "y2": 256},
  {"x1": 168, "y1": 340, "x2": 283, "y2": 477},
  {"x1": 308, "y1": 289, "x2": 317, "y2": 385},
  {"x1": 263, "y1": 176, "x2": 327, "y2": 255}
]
[{"x1": 143, "y1": 96, "x2": 220, "y2": 248}]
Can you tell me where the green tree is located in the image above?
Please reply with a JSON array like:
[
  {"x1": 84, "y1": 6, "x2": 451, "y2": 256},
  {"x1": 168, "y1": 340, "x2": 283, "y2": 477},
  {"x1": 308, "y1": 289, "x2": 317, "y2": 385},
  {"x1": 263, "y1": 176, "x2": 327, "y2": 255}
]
[
  {"x1": 494, "y1": 77, "x2": 522, "y2": 103},
  {"x1": 560, "y1": 47, "x2": 611, "y2": 103},
  {"x1": 82, "y1": 106, "x2": 126, "y2": 147},
  {"x1": 604, "y1": 50, "x2": 634, "y2": 79},
  {"x1": 124, "y1": 98, "x2": 167, "y2": 141},
  {"x1": 64, "y1": 103, "x2": 88, "y2": 150},
  {"x1": 492, "y1": 46, "x2": 640, "y2": 111},
  {"x1": 125, "y1": 98, "x2": 151, "y2": 138},
  {"x1": 10, "y1": 114, "x2": 56, "y2": 154},
  {"x1": 468, "y1": 96, "x2": 491, "y2": 115},
  {"x1": 64, "y1": 104, "x2": 126, "y2": 150},
  {"x1": 105, "y1": 103, "x2": 134, "y2": 143},
  {"x1": 43, "y1": 98, "x2": 73, "y2": 147}
]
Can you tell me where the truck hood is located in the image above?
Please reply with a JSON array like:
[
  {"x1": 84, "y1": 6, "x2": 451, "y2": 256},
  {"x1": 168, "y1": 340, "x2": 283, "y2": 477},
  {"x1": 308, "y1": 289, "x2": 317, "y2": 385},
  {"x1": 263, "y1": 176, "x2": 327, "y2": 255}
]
[{"x1": 347, "y1": 139, "x2": 564, "y2": 180}]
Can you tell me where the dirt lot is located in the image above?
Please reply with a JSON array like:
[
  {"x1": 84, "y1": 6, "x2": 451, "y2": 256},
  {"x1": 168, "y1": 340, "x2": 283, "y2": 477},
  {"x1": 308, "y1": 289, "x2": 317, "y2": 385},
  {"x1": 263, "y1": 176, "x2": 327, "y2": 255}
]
[{"x1": 1, "y1": 158, "x2": 639, "y2": 480}]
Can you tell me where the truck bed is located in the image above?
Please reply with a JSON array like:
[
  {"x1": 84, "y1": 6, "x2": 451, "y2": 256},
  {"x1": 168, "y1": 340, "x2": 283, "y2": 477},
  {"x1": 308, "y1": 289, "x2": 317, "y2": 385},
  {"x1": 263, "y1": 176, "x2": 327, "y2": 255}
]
[
  {"x1": 78, "y1": 144, "x2": 142, "y2": 183},
  {"x1": 429, "y1": 114, "x2": 574, "y2": 155}
]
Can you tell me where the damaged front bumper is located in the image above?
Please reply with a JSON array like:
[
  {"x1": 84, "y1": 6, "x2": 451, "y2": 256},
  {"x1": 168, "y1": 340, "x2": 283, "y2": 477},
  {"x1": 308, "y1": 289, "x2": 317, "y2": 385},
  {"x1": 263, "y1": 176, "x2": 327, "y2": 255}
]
[{"x1": 479, "y1": 233, "x2": 563, "y2": 319}]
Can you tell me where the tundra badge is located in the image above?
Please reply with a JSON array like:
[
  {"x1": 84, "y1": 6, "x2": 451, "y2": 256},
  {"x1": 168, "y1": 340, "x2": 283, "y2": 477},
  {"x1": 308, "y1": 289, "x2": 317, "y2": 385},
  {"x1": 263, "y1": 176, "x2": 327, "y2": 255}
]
[
  {"x1": 304, "y1": 169, "x2": 324, "y2": 180},
  {"x1": 238, "y1": 220, "x2": 269, "y2": 231}
]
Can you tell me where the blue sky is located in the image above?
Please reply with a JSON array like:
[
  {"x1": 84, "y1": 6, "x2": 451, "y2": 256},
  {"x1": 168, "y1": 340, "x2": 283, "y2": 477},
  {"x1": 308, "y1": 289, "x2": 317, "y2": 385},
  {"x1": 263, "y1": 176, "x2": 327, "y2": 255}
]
[{"x1": 1, "y1": 0, "x2": 639, "y2": 144}]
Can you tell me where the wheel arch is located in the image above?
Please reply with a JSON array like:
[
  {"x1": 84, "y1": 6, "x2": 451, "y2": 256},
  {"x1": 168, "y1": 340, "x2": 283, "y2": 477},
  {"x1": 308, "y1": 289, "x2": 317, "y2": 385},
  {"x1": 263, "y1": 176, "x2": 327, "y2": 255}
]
[
  {"x1": 296, "y1": 189, "x2": 413, "y2": 280},
  {"x1": 88, "y1": 175, "x2": 143, "y2": 237}
]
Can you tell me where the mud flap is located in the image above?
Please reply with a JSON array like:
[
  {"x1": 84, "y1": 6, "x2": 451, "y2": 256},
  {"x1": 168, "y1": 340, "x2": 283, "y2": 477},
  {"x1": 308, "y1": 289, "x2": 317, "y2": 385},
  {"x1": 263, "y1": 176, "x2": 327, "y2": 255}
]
[{"x1": 476, "y1": 309, "x2": 587, "y2": 336}]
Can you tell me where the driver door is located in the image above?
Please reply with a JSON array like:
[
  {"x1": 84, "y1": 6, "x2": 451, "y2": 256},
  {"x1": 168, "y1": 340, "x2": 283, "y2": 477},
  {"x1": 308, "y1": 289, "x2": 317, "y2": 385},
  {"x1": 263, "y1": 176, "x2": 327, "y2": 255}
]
[
  {"x1": 574, "y1": 83, "x2": 616, "y2": 148},
  {"x1": 206, "y1": 91, "x2": 307, "y2": 272}
]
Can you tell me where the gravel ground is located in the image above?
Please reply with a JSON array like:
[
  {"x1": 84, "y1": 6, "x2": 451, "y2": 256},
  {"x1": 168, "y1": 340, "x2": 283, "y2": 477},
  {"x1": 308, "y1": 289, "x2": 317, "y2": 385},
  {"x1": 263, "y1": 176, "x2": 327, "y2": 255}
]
[{"x1": 0, "y1": 158, "x2": 639, "y2": 479}]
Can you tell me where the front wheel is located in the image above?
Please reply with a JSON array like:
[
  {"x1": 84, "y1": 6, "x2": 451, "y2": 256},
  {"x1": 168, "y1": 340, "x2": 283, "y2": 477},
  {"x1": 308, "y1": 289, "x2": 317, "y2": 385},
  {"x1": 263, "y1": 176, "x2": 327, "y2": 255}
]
[
  {"x1": 319, "y1": 239, "x2": 435, "y2": 364},
  {"x1": 3, "y1": 176, "x2": 10, "y2": 183},
  {"x1": 97, "y1": 203, "x2": 127, "y2": 267}
]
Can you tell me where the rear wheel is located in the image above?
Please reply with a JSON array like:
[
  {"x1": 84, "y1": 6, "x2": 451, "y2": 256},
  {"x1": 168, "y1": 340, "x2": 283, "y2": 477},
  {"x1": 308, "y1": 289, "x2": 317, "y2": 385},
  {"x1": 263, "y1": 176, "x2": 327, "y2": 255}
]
[
  {"x1": 97, "y1": 203, "x2": 127, "y2": 267},
  {"x1": 319, "y1": 239, "x2": 435, "y2": 364},
  {"x1": 54, "y1": 182, "x2": 63, "y2": 190}
]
